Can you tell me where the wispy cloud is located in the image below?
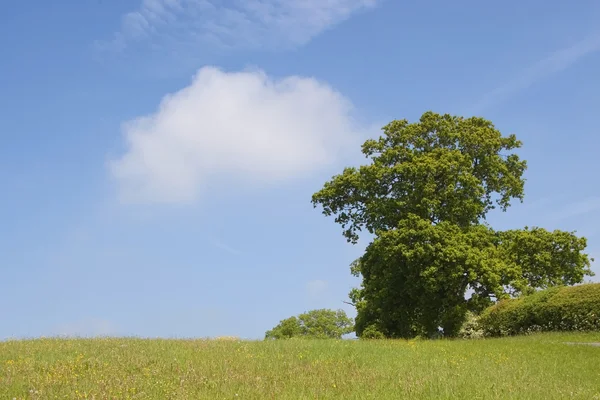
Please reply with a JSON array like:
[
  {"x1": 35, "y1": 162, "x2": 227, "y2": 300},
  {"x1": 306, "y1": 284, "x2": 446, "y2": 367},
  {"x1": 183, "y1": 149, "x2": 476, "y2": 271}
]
[
  {"x1": 549, "y1": 196, "x2": 600, "y2": 222},
  {"x1": 210, "y1": 239, "x2": 241, "y2": 255},
  {"x1": 97, "y1": 0, "x2": 377, "y2": 54},
  {"x1": 470, "y1": 31, "x2": 600, "y2": 113}
]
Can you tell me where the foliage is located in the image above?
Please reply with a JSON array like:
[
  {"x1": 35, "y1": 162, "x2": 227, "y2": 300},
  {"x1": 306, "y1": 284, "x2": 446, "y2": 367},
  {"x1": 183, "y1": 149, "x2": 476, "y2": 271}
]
[
  {"x1": 264, "y1": 316, "x2": 303, "y2": 339},
  {"x1": 351, "y1": 220, "x2": 593, "y2": 338},
  {"x1": 458, "y1": 311, "x2": 484, "y2": 339},
  {"x1": 265, "y1": 309, "x2": 354, "y2": 340},
  {"x1": 360, "y1": 324, "x2": 386, "y2": 339},
  {"x1": 497, "y1": 227, "x2": 593, "y2": 292},
  {"x1": 312, "y1": 111, "x2": 527, "y2": 244},
  {"x1": 479, "y1": 283, "x2": 600, "y2": 337},
  {"x1": 312, "y1": 111, "x2": 593, "y2": 339},
  {"x1": 351, "y1": 218, "x2": 498, "y2": 338},
  {"x1": 3, "y1": 334, "x2": 600, "y2": 399}
]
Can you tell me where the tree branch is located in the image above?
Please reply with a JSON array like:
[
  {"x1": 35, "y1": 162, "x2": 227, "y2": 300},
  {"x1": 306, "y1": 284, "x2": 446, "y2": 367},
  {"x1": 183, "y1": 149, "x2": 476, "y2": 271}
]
[{"x1": 342, "y1": 300, "x2": 356, "y2": 307}]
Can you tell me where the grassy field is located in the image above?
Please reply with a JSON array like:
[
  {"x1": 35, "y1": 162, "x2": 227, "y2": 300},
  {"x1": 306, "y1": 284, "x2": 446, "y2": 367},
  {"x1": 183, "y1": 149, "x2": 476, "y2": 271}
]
[{"x1": 2, "y1": 332, "x2": 600, "y2": 399}]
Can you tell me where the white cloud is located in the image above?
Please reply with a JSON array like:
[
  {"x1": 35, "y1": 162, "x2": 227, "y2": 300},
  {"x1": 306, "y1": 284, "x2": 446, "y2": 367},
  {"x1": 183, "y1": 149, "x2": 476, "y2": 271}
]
[
  {"x1": 98, "y1": 0, "x2": 377, "y2": 53},
  {"x1": 109, "y1": 66, "x2": 363, "y2": 203},
  {"x1": 306, "y1": 279, "x2": 328, "y2": 299},
  {"x1": 54, "y1": 318, "x2": 118, "y2": 338},
  {"x1": 470, "y1": 31, "x2": 600, "y2": 113}
]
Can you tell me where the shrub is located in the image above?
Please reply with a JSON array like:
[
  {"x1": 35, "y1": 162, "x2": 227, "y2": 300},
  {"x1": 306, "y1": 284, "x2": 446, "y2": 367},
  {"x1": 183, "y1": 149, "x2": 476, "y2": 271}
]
[
  {"x1": 479, "y1": 283, "x2": 600, "y2": 337},
  {"x1": 457, "y1": 311, "x2": 484, "y2": 339},
  {"x1": 360, "y1": 325, "x2": 385, "y2": 339}
]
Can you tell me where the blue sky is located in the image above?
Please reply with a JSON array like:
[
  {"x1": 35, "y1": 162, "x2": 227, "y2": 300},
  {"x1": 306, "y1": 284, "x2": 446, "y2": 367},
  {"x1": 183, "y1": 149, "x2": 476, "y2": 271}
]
[{"x1": 1, "y1": 0, "x2": 599, "y2": 340}]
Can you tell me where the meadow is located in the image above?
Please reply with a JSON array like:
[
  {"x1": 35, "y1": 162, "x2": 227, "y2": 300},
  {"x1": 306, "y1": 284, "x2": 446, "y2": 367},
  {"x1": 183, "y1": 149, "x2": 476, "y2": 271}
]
[{"x1": 2, "y1": 332, "x2": 600, "y2": 399}]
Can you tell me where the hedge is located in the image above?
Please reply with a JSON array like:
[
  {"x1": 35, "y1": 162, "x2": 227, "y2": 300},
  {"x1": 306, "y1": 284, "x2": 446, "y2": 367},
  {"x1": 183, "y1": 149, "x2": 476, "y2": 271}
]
[{"x1": 479, "y1": 283, "x2": 600, "y2": 337}]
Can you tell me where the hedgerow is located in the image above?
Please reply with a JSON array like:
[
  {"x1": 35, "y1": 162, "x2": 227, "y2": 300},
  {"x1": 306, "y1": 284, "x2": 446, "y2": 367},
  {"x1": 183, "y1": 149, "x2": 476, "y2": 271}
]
[{"x1": 479, "y1": 283, "x2": 600, "y2": 337}]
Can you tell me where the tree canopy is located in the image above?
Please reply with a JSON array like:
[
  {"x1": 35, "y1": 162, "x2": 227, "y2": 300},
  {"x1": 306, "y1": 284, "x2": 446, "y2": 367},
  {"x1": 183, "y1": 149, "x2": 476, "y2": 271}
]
[
  {"x1": 265, "y1": 309, "x2": 354, "y2": 340},
  {"x1": 312, "y1": 112, "x2": 527, "y2": 244},
  {"x1": 313, "y1": 112, "x2": 593, "y2": 338}
]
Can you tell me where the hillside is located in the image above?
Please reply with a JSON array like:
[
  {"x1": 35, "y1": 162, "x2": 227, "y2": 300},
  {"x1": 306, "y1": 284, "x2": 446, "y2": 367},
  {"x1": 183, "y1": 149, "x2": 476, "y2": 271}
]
[{"x1": 2, "y1": 332, "x2": 600, "y2": 399}]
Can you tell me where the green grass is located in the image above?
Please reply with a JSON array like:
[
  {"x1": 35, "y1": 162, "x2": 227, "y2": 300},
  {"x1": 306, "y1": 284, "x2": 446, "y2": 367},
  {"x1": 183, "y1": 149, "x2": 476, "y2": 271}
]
[{"x1": 2, "y1": 333, "x2": 600, "y2": 399}]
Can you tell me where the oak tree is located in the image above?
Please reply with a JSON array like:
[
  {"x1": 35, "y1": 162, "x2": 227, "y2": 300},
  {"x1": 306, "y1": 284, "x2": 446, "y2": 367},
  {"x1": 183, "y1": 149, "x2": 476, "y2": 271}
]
[{"x1": 313, "y1": 112, "x2": 593, "y2": 338}]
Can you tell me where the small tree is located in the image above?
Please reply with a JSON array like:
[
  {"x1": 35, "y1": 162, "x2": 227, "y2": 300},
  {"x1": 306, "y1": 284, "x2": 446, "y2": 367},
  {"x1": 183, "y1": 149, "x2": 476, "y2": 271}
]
[{"x1": 265, "y1": 309, "x2": 354, "y2": 339}]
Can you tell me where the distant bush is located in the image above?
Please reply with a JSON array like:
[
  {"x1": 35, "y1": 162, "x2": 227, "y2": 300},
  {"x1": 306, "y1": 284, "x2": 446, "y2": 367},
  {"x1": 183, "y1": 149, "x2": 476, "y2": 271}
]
[
  {"x1": 265, "y1": 309, "x2": 354, "y2": 340},
  {"x1": 360, "y1": 325, "x2": 385, "y2": 340},
  {"x1": 479, "y1": 283, "x2": 600, "y2": 337},
  {"x1": 457, "y1": 311, "x2": 484, "y2": 339}
]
